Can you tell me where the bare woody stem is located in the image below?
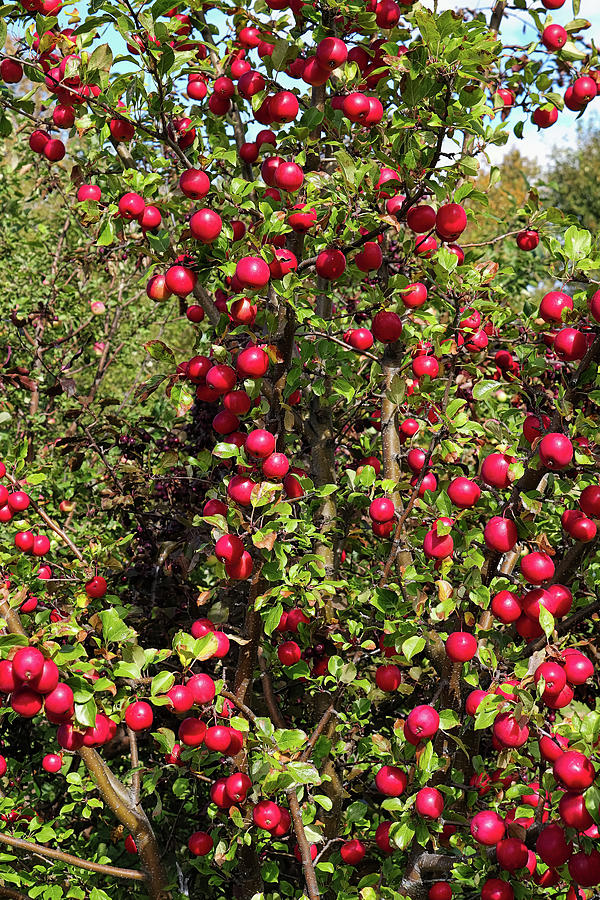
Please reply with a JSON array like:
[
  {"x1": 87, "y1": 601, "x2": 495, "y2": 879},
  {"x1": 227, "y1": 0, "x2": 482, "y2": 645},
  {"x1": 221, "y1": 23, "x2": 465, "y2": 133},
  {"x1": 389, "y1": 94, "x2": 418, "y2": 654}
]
[{"x1": 0, "y1": 832, "x2": 146, "y2": 882}]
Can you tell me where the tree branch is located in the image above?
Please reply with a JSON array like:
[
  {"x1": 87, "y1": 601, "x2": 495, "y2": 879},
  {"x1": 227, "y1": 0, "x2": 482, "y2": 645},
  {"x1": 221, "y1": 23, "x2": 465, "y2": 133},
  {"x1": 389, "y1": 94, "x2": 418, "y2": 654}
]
[{"x1": 0, "y1": 833, "x2": 146, "y2": 882}]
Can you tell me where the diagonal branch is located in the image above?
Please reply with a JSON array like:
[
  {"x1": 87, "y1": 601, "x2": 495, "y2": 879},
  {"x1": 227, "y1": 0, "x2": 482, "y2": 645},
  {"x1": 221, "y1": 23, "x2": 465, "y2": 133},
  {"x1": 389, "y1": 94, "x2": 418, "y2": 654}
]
[{"x1": 0, "y1": 832, "x2": 146, "y2": 882}]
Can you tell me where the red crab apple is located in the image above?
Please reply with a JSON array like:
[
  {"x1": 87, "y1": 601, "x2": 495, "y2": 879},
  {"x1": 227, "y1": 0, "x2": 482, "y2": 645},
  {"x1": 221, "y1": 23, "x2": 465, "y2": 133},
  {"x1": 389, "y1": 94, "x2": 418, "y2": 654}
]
[
  {"x1": 42, "y1": 753, "x2": 62, "y2": 773},
  {"x1": 517, "y1": 230, "x2": 539, "y2": 251},
  {"x1": 188, "y1": 831, "x2": 213, "y2": 855},
  {"x1": 491, "y1": 590, "x2": 521, "y2": 624},
  {"x1": 375, "y1": 821, "x2": 394, "y2": 854},
  {"x1": 481, "y1": 453, "x2": 513, "y2": 489},
  {"x1": 536, "y1": 823, "x2": 573, "y2": 867},
  {"x1": 559, "y1": 792, "x2": 594, "y2": 830},
  {"x1": 125, "y1": 700, "x2": 153, "y2": 731},
  {"x1": 445, "y1": 631, "x2": 477, "y2": 662},
  {"x1": 493, "y1": 712, "x2": 529, "y2": 748},
  {"x1": 542, "y1": 24, "x2": 568, "y2": 51},
  {"x1": 375, "y1": 664, "x2": 401, "y2": 691},
  {"x1": 562, "y1": 648, "x2": 594, "y2": 684},
  {"x1": 538, "y1": 433, "x2": 573, "y2": 470},
  {"x1": 186, "y1": 673, "x2": 215, "y2": 704},
  {"x1": 85, "y1": 575, "x2": 107, "y2": 599},
  {"x1": 415, "y1": 787, "x2": 444, "y2": 818},
  {"x1": 12, "y1": 647, "x2": 45, "y2": 682},
  {"x1": 465, "y1": 689, "x2": 488, "y2": 716},
  {"x1": 553, "y1": 750, "x2": 596, "y2": 790},
  {"x1": 481, "y1": 880, "x2": 514, "y2": 900},
  {"x1": 340, "y1": 839, "x2": 366, "y2": 865},
  {"x1": 404, "y1": 705, "x2": 439, "y2": 744},
  {"x1": 252, "y1": 800, "x2": 281, "y2": 831},
  {"x1": 375, "y1": 765, "x2": 407, "y2": 796},
  {"x1": 579, "y1": 484, "x2": 600, "y2": 518},
  {"x1": 496, "y1": 838, "x2": 528, "y2": 871},
  {"x1": 484, "y1": 516, "x2": 517, "y2": 552},
  {"x1": 278, "y1": 641, "x2": 301, "y2": 666},
  {"x1": 470, "y1": 810, "x2": 505, "y2": 846},
  {"x1": 520, "y1": 551, "x2": 555, "y2": 585},
  {"x1": 540, "y1": 290, "x2": 572, "y2": 322},
  {"x1": 448, "y1": 477, "x2": 480, "y2": 508}
]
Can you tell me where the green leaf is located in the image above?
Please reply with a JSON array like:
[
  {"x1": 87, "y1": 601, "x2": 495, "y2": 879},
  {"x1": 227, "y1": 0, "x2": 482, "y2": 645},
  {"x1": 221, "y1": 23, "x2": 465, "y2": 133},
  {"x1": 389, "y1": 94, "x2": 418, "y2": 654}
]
[
  {"x1": 472, "y1": 380, "x2": 497, "y2": 400},
  {"x1": 585, "y1": 783, "x2": 600, "y2": 825},
  {"x1": 264, "y1": 603, "x2": 284, "y2": 636},
  {"x1": 287, "y1": 761, "x2": 321, "y2": 785},
  {"x1": 538, "y1": 603, "x2": 555, "y2": 640},
  {"x1": 170, "y1": 382, "x2": 195, "y2": 417},
  {"x1": 564, "y1": 224, "x2": 591, "y2": 261},
  {"x1": 151, "y1": 670, "x2": 175, "y2": 696},
  {"x1": 145, "y1": 340, "x2": 175, "y2": 364},
  {"x1": 75, "y1": 697, "x2": 98, "y2": 728},
  {"x1": 98, "y1": 608, "x2": 135, "y2": 644},
  {"x1": 402, "y1": 635, "x2": 425, "y2": 661}
]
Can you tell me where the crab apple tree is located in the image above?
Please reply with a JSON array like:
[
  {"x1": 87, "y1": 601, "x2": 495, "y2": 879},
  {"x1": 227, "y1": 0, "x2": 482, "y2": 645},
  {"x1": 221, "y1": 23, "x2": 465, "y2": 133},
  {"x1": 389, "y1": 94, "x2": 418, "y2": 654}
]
[{"x1": 0, "y1": 1, "x2": 599, "y2": 900}]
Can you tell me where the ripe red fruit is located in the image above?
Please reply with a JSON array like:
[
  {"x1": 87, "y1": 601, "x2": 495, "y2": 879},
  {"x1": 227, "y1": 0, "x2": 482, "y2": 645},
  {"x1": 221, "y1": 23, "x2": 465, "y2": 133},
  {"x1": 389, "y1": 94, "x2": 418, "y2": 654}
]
[
  {"x1": 11, "y1": 686, "x2": 43, "y2": 718},
  {"x1": 491, "y1": 590, "x2": 522, "y2": 624},
  {"x1": 496, "y1": 838, "x2": 528, "y2": 871},
  {"x1": 77, "y1": 184, "x2": 101, "y2": 202},
  {"x1": 536, "y1": 823, "x2": 573, "y2": 867},
  {"x1": 562, "y1": 509, "x2": 597, "y2": 542},
  {"x1": 426, "y1": 884, "x2": 454, "y2": 900},
  {"x1": 13, "y1": 647, "x2": 45, "y2": 683},
  {"x1": 275, "y1": 161, "x2": 304, "y2": 193},
  {"x1": 44, "y1": 683, "x2": 74, "y2": 717},
  {"x1": 484, "y1": 517, "x2": 517, "y2": 552},
  {"x1": 355, "y1": 242, "x2": 383, "y2": 272},
  {"x1": 568, "y1": 850, "x2": 600, "y2": 888},
  {"x1": 253, "y1": 800, "x2": 281, "y2": 831},
  {"x1": 165, "y1": 265, "x2": 197, "y2": 297},
  {"x1": 423, "y1": 525, "x2": 453, "y2": 561},
  {"x1": 481, "y1": 879, "x2": 514, "y2": 900},
  {"x1": 12, "y1": 530, "x2": 30, "y2": 551},
  {"x1": 372, "y1": 310, "x2": 402, "y2": 343},
  {"x1": 407, "y1": 204, "x2": 436, "y2": 233},
  {"x1": 270, "y1": 91, "x2": 299, "y2": 123},
  {"x1": 493, "y1": 712, "x2": 529, "y2": 748},
  {"x1": 1, "y1": 59, "x2": 24, "y2": 83},
  {"x1": 480, "y1": 453, "x2": 513, "y2": 489},
  {"x1": 447, "y1": 477, "x2": 480, "y2": 508},
  {"x1": 188, "y1": 831, "x2": 213, "y2": 856},
  {"x1": 404, "y1": 705, "x2": 439, "y2": 744},
  {"x1": 342, "y1": 92, "x2": 370, "y2": 123},
  {"x1": 520, "y1": 551, "x2": 555, "y2": 585},
  {"x1": 206, "y1": 364, "x2": 236, "y2": 394},
  {"x1": 31, "y1": 658, "x2": 59, "y2": 694},
  {"x1": 375, "y1": 665, "x2": 401, "y2": 691},
  {"x1": 516, "y1": 230, "x2": 539, "y2": 251},
  {"x1": 445, "y1": 632, "x2": 477, "y2": 662},
  {"x1": 215, "y1": 534, "x2": 244, "y2": 564},
  {"x1": 375, "y1": 821, "x2": 394, "y2": 855},
  {"x1": 236, "y1": 256, "x2": 270, "y2": 290},
  {"x1": 288, "y1": 205, "x2": 317, "y2": 233},
  {"x1": 470, "y1": 810, "x2": 505, "y2": 846},
  {"x1": 8, "y1": 491, "x2": 30, "y2": 512},
  {"x1": 57, "y1": 725, "x2": 84, "y2": 751},
  {"x1": 43, "y1": 139, "x2": 66, "y2": 162},
  {"x1": 553, "y1": 327, "x2": 587, "y2": 361},
  {"x1": 375, "y1": 764, "x2": 407, "y2": 796},
  {"x1": 553, "y1": 750, "x2": 596, "y2": 790},
  {"x1": 415, "y1": 787, "x2": 444, "y2": 818},
  {"x1": 542, "y1": 24, "x2": 568, "y2": 51},
  {"x1": 246, "y1": 429, "x2": 276, "y2": 459},
  {"x1": 540, "y1": 290, "x2": 572, "y2": 322},
  {"x1": 538, "y1": 433, "x2": 573, "y2": 470},
  {"x1": 316, "y1": 36, "x2": 348, "y2": 69},
  {"x1": 125, "y1": 700, "x2": 153, "y2": 731},
  {"x1": 166, "y1": 684, "x2": 194, "y2": 714},
  {"x1": 190, "y1": 208, "x2": 222, "y2": 243},
  {"x1": 559, "y1": 792, "x2": 594, "y2": 830},
  {"x1": 533, "y1": 105, "x2": 559, "y2": 128},
  {"x1": 204, "y1": 725, "x2": 232, "y2": 753},
  {"x1": 369, "y1": 497, "x2": 395, "y2": 523},
  {"x1": 278, "y1": 641, "x2": 302, "y2": 666},
  {"x1": 179, "y1": 169, "x2": 210, "y2": 199},
  {"x1": 224, "y1": 772, "x2": 251, "y2": 803},
  {"x1": 118, "y1": 192, "x2": 145, "y2": 220},
  {"x1": 42, "y1": 753, "x2": 62, "y2": 773},
  {"x1": 179, "y1": 717, "x2": 206, "y2": 747},
  {"x1": 436, "y1": 203, "x2": 467, "y2": 241},
  {"x1": 562, "y1": 648, "x2": 594, "y2": 685},
  {"x1": 400, "y1": 282, "x2": 427, "y2": 308},
  {"x1": 580, "y1": 484, "x2": 600, "y2": 518},
  {"x1": 534, "y1": 661, "x2": 566, "y2": 696},
  {"x1": 186, "y1": 673, "x2": 215, "y2": 705},
  {"x1": 465, "y1": 689, "x2": 488, "y2": 716},
  {"x1": 85, "y1": 576, "x2": 107, "y2": 599},
  {"x1": 316, "y1": 248, "x2": 346, "y2": 280},
  {"x1": 340, "y1": 839, "x2": 365, "y2": 865}
]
